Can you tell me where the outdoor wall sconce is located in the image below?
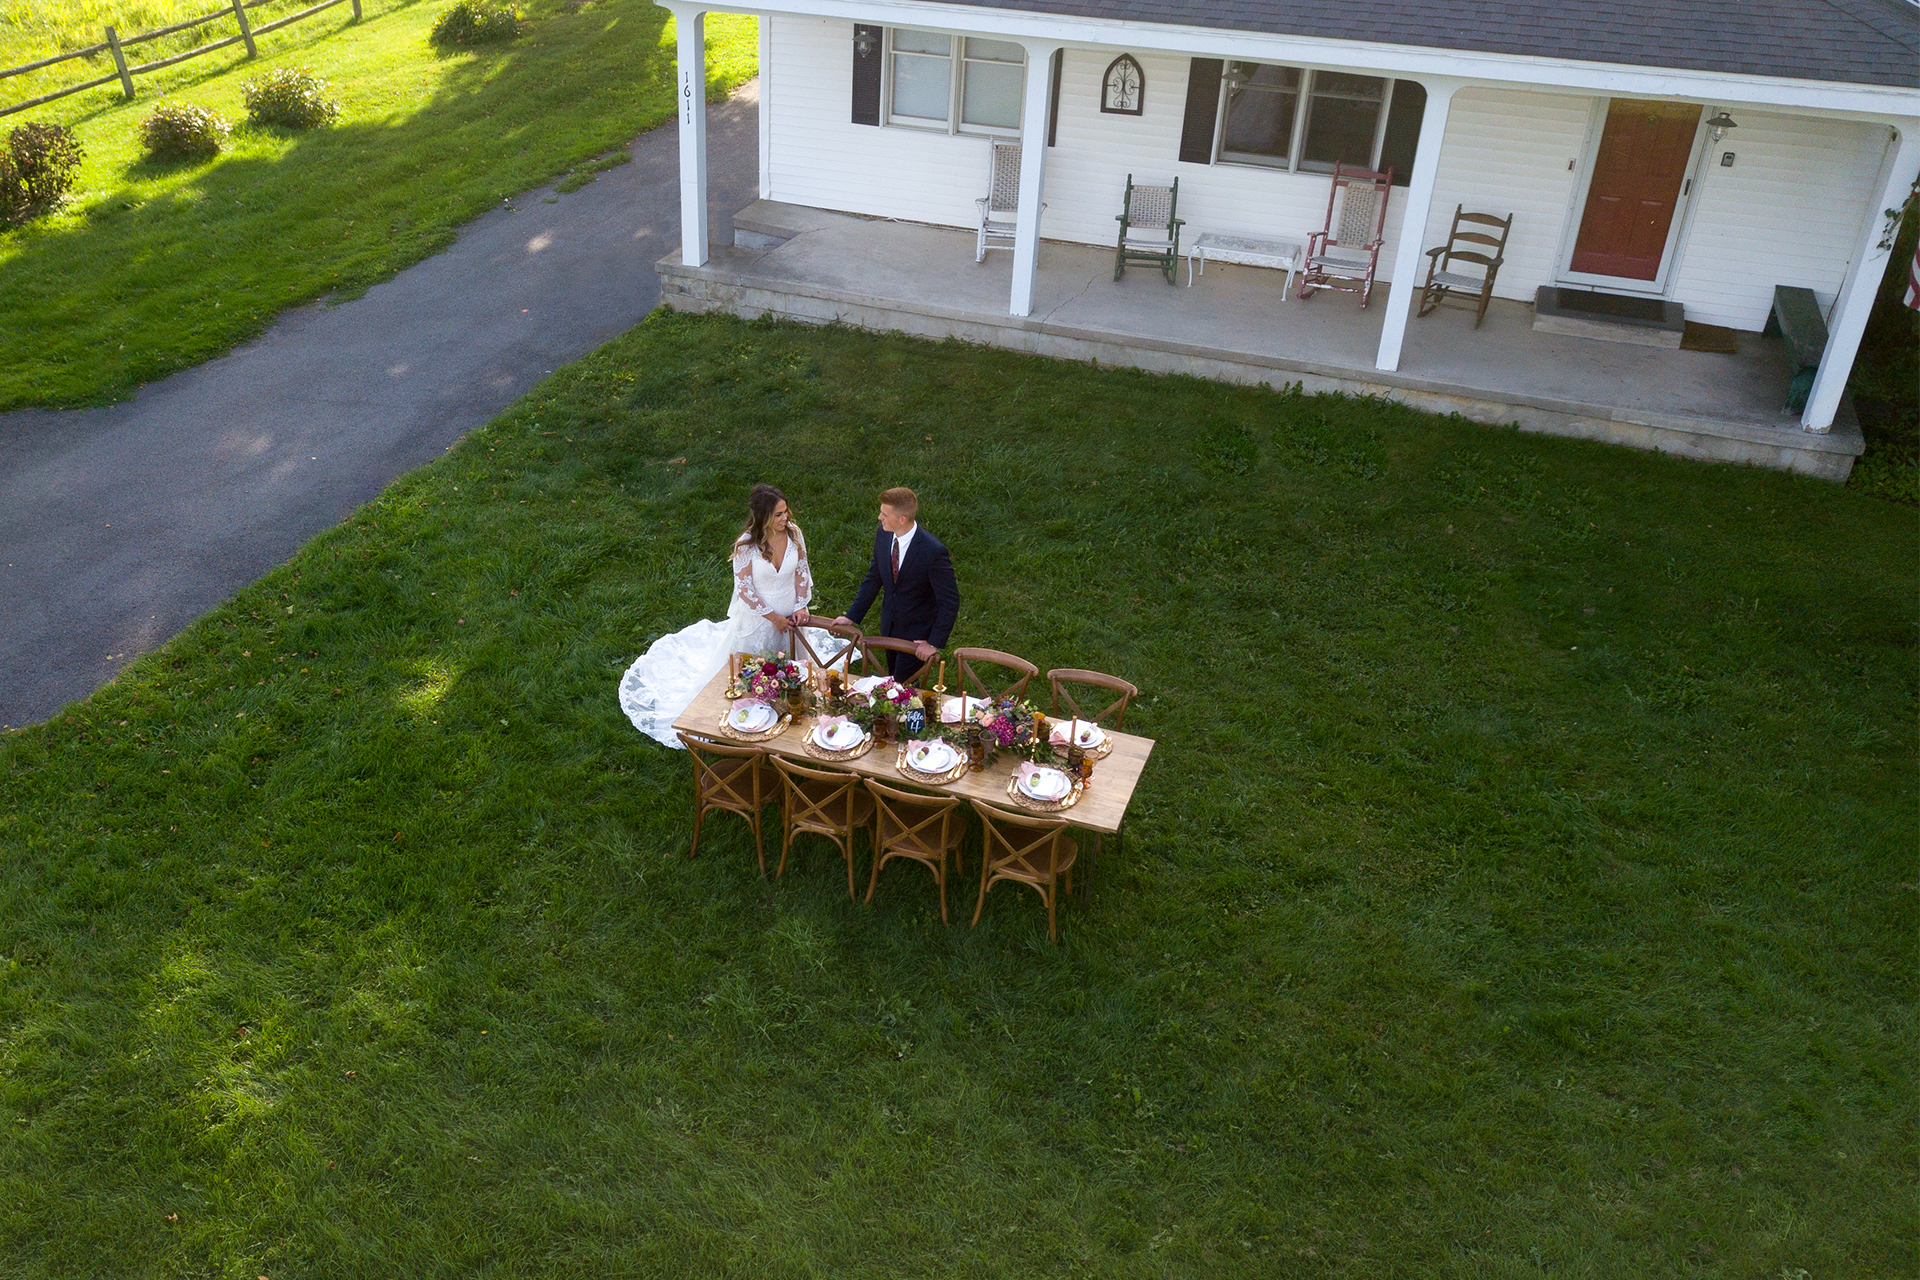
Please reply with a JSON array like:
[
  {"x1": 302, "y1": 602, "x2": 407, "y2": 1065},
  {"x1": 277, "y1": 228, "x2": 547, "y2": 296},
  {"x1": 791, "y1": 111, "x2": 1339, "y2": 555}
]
[
  {"x1": 1706, "y1": 110, "x2": 1738, "y2": 143},
  {"x1": 853, "y1": 27, "x2": 876, "y2": 58}
]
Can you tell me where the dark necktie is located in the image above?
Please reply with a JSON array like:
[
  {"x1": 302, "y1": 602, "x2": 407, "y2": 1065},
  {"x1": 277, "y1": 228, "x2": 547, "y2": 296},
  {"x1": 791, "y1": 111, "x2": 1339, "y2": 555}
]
[{"x1": 891, "y1": 537, "x2": 901, "y2": 580}]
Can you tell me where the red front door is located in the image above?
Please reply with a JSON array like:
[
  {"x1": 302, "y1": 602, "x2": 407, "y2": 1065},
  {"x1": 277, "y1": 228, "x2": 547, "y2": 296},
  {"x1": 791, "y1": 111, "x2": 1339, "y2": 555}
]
[{"x1": 1569, "y1": 100, "x2": 1700, "y2": 281}]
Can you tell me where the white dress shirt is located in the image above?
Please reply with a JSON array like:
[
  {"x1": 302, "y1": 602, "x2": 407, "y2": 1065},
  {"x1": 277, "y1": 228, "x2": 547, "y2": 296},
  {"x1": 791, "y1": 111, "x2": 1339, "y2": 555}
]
[{"x1": 890, "y1": 523, "x2": 918, "y2": 575}]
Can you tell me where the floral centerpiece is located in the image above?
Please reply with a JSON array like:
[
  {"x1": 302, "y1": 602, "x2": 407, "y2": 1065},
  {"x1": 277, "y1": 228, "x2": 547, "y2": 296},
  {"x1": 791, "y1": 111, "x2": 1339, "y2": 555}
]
[
  {"x1": 731, "y1": 654, "x2": 804, "y2": 705},
  {"x1": 954, "y1": 695, "x2": 1059, "y2": 766},
  {"x1": 825, "y1": 676, "x2": 925, "y2": 741}
]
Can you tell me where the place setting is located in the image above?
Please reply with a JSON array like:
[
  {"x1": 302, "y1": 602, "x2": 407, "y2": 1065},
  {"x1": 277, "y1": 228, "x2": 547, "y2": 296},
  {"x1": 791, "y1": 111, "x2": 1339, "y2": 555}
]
[
  {"x1": 1049, "y1": 715, "x2": 1113, "y2": 758},
  {"x1": 717, "y1": 697, "x2": 792, "y2": 742},
  {"x1": 1007, "y1": 758, "x2": 1083, "y2": 813},
  {"x1": 897, "y1": 735, "x2": 970, "y2": 784},
  {"x1": 802, "y1": 712, "x2": 875, "y2": 761}
]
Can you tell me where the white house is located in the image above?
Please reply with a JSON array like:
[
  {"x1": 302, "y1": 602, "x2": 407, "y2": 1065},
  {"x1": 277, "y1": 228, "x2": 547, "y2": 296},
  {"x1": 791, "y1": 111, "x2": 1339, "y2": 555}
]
[{"x1": 653, "y1": 0, "x2": 1920, "y2": 478}]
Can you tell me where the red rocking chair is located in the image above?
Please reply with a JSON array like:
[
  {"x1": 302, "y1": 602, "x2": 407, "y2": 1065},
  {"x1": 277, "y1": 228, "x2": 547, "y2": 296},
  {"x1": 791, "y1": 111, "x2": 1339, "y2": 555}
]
[{"x1": 1299, "y1": 163, "x2": 1393, "y2": 307}]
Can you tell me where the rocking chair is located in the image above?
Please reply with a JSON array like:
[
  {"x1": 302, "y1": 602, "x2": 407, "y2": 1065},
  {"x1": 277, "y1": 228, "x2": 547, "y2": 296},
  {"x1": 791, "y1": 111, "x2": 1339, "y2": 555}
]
[
  {"x1": 1113, "y1": 174, "x2": 1182, "y2": 283},
  {"x1": 976, "y1": 139, "x2": 1041, "y2": 262},
  {"x1": 1299, "y1": 163, "x2": 1393, "y2": 307},
  {"x1": 1417, "y1": 204, "x2": 1512, "y2": 329}
]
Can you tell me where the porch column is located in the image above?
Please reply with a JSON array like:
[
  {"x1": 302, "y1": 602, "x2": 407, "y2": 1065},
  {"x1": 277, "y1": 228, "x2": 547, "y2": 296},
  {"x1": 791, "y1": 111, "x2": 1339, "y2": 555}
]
[
  {"x1": 1009, "y1": 40, "x2": 1062, "y2": 317},
  {"x1": 756, "y1": 12, "x2": 772, "y2": 200},
  {"x1": 1373, "y1": 78, "x2": 1462, "y2": 372},
  {"x1": 1800, "y1": 125, "x2": 1919, "y2": 433},
  {"x1": 670, "y1": 4, "x2": 709, "y2": 266}
]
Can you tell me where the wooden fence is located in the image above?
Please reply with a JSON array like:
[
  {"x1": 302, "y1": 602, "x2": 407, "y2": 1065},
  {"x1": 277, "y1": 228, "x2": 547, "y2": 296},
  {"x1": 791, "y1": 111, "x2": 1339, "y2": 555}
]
[{"x1": 0, "y1": 0, "x2": 362, "y2": 118}]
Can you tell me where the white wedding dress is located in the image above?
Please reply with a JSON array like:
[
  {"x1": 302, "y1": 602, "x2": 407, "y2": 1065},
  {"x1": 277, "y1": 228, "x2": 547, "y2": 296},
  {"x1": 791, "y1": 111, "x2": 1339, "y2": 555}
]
[{"x1": 618, "y1": 526, "x2": 816, "y2": 748}]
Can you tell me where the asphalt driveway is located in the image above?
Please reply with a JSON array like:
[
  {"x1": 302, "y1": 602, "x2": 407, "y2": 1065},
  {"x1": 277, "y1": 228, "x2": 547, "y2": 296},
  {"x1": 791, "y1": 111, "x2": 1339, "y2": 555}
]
[{"x1": 0, "y1": 87, "x2": 758, "y2": 728}]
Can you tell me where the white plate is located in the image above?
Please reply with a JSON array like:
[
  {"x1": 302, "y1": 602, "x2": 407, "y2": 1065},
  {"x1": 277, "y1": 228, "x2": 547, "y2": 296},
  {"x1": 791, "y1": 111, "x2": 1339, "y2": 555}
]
[
  {"x1": 908, "y1": 740, "x2": 960, "y2": 773},
  {"x1": 813, "y1": 720, "x2": 864, "y2": 750},
  {"x1": 730, "y1": 702, "x2": 776, "y2": 731},
  {"x1": 1018, "y1": 767, "x2": 1073, "y2": 801},
  {"x1": 1052, "y1": 720, "x2": 1106, "y2": 749},
  {"x1": 941, "y1": 696, "x2": 985, "y2": 724}
]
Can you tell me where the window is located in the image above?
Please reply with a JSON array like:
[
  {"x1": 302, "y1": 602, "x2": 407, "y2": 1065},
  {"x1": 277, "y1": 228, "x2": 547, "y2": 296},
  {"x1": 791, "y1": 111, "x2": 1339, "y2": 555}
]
[
  {"x1": 1217, "y1": 62, "x2": 1394, "y2": 175},
  {"x1": 887, "y1": 28, "x2": 1025, "y2": 134},
  {"x1": 1220, "y1": 63, "x2": 1300, "y2": 166}
]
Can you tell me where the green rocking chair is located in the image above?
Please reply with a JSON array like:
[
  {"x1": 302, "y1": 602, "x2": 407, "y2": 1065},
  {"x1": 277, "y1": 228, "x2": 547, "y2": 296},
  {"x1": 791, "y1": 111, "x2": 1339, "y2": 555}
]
[{"x1": 1114, "y1": 174, "x2": 1182, "y2": 284}]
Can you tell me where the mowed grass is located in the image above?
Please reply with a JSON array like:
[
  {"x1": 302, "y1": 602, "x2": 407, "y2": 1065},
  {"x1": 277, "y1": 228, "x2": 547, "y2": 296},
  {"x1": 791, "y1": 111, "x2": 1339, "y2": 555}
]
[
  {"x1": 0, "y1": 0, "x2": 755, "y2": 410},
  {"x1": 1, "y1": 313, "x2": 1913, "y2": 1277},
  {"x1": 1, "y1": 0, "x2": 318, "y2": 72}
]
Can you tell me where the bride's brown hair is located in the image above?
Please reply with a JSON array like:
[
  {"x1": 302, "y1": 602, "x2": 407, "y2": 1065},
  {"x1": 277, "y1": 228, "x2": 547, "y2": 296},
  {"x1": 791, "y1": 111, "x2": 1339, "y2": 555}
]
[{"x1": 736, "y1": 483, "x2": 792, "y2": 558}]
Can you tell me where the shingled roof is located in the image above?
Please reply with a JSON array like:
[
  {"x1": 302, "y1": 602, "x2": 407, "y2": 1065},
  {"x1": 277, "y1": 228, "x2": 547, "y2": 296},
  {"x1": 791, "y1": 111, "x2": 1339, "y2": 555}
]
[{"x1": 939, "y1": 0, "x2": 1920, "y2": 89}]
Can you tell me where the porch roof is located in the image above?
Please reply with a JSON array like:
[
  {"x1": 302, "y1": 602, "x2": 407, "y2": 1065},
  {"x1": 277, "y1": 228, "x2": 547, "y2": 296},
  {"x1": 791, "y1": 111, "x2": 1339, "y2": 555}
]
[{"x1": 930, "y1": 0, "x2": 1920, "y2": 90}]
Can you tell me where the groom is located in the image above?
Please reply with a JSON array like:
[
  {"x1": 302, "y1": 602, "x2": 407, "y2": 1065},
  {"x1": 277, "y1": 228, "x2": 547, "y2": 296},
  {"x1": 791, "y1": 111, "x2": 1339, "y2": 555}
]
[{"x1": 830, "y1": 487, "x2": 960, "y2": 679}]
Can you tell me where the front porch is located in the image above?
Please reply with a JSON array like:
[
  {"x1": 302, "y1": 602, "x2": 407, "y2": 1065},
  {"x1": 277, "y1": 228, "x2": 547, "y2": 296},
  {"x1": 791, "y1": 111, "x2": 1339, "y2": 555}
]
[{"x1": 660, "y1": 201, "x2": 1864, "y2": 480}]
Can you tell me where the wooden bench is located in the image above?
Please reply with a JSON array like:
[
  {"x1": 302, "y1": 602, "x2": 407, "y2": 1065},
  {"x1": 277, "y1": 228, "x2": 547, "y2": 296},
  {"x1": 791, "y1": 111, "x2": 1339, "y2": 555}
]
[{"x1": 1764, "y1": 285, "x2": 1829, "y2": 413}]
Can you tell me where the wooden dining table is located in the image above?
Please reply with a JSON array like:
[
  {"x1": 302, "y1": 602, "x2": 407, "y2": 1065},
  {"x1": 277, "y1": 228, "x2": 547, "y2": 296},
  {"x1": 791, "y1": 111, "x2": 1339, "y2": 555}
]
[{"x1": 670, "y1": 669, "x2": 1155, "y2": 893}]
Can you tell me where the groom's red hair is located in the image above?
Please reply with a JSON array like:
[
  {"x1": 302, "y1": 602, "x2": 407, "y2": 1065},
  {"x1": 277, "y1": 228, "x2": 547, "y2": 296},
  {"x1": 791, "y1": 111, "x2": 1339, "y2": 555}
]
[{"x1": 880, "y1": 487, "x2": 918, "y2": 516}]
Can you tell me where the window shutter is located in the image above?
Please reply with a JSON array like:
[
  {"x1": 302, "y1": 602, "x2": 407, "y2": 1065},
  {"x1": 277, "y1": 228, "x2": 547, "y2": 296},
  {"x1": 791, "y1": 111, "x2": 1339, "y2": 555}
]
[
  {"x1": 851, "y1": 24, "x2": 882, "y2": 126},
  {"x1": 1378, "y1": 80, "x2": 1426, "y2": 186},
  {"x1": 1177, "y1": 58, "x2": 1223, "y2": 164}
]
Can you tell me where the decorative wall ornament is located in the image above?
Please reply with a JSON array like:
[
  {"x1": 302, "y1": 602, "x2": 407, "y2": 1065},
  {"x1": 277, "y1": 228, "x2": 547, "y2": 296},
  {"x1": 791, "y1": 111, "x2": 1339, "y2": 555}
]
[{"x1": 1101, "y1": 54, "x2": 1144, "y2": 115}]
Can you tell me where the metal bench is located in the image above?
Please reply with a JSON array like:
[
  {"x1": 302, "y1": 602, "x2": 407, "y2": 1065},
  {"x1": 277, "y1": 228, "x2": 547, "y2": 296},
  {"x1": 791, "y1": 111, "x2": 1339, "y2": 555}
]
[{"x1": 1765, "y1": 285, "x2": 1829, "y2": 413}]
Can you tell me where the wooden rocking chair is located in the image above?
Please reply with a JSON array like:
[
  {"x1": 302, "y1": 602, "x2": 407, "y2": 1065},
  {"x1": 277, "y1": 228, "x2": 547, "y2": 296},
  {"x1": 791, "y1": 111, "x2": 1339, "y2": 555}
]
[
  {"x1": 1113, "y1": 174, "x2": 1182, "y2": 283},
  {"x1": 1417, "y1": 205, "x2": 1513, "y2": 329},
  {"x1": 1299, "y1": 163, "x2": 1393, "y2": 307},
  {"x1": 976, "y1": 139, "x2": 1041, "y2": 262}
]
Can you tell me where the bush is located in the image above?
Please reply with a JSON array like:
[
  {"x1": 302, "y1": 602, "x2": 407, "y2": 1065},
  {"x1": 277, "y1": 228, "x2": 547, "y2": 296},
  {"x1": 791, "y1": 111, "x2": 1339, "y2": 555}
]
[
  {"x1": 0, "y1": 122, "x2": 84, "y2": 226},
  {"x1": 140, "y1": 103, "x2": 232, "y2": 161},
  {"x1": 429, "y1": 0, "x2": 520, "y2": 46},
  {"x1": 241, "y1": 68, "x2": 341, "y2": 129}
]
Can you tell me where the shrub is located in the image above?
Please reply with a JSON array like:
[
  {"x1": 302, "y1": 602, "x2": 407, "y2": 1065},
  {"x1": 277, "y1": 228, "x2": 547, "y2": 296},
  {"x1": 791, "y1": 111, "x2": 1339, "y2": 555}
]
[
  {"x1": 140, "y1": 103, "x2": 232, "y2": 161},
  {"x1": 241, "y1": 68, "x2": 341, "y2": 129},
  {"x1": 0, "y1": 122, "x2": 84, "y2": 226},
  {"x1": 429, "y1": 0, "x2": 520, "y2": 46}
]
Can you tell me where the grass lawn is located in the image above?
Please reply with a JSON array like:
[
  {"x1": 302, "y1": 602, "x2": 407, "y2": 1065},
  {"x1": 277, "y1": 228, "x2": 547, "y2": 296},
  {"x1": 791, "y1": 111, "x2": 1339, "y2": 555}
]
[
  {"x1": 0, "y1": 0, "x2": 755, "y2": 411},
  {"x1": 2, "y1": 312, "x2": 1914, "y2": 1277}
]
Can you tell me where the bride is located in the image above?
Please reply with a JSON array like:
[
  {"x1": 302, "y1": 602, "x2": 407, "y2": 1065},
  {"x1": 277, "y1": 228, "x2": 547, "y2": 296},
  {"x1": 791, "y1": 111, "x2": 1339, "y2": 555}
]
[{"x1": 619, "y1": 483, "x2": 818, "y2": 748}]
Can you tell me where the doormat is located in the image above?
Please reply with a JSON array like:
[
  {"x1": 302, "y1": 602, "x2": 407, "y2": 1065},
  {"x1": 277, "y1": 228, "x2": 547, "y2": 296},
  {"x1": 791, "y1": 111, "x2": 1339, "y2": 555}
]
[
  {"x1": 1553, "y1": 287, "x2": 1669, "y2": 324},
  {"x1": 1680, "y1": 322, "x2": 1739, "y2": 354}
]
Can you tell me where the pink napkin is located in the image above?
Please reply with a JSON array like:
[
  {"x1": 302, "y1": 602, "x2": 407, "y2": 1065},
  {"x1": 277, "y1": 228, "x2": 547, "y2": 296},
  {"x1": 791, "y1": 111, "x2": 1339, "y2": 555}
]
[{"x1": 819, "y1": 715, "x2": 852, "y2": 732}]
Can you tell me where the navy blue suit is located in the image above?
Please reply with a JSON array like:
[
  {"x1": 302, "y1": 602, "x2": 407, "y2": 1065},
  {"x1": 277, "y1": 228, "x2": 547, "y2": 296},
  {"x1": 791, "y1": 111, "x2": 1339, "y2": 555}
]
[{"x1": 846, "y1": 526, "x2": 960, "y2": 678}]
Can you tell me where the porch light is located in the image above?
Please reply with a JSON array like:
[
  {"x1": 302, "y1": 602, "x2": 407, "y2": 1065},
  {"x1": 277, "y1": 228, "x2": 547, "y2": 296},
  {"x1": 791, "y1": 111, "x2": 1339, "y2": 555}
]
[
  {"x1": 853, "y1": 27, "x2": 876, "y2": 58},
  {"x1": 1706, "y1": 110, "x2": 1738, "y2": 143}
]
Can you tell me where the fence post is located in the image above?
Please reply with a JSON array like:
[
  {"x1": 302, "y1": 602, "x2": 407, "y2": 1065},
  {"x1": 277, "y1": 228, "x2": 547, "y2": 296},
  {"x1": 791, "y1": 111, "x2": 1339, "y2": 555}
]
[
  {"x1": 350, "y1": 0, "x2": 362, "y2": 18},
  {"x1": 104, "y1": 26, "x2": 135, "y2": 99},
  {"x1": 231, "y1": 0, "x2": 257, "y2": 57}
]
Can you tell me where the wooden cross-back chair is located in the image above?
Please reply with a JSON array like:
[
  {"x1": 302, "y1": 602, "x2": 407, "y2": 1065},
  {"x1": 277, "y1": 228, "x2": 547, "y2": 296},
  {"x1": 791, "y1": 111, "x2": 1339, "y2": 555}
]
[
  {"x1": 864, "y1": 779, "x2": 969, "y2": 923},
  {"x1": 789, "y1": 619, "x2": 862, "y2": 677},
  {"x1": 771, "y1": 755, "x2": 874, "y2": 899},
  {"x1": 1113, "y1": 174, "x2": 1182, "y2": 284},
  {"x1": 976, "y1": 139, "x2": 1041, "y2": 262},
  {"x1": 1300, "y1": 163, "x2": 1393, "y2": 306},
  {"x1": 952, "y1": 647, "x2": 1037, "y2": 702},
  {"x1": 677, "y1": 732, "x2": 777, "y2": 874},
  {"x1": 970, "y1": 801, "x2": 1078, "y2": 941},
  {"x1": 1045, "y1": 668, "x2": 1139, "y2": 730},
  {"x1": 856, "y1": 635, "x2": 935, "y2": 686},
  {"x1": 1417, "y1": 204, "x2": 1513, "y2": 329}
]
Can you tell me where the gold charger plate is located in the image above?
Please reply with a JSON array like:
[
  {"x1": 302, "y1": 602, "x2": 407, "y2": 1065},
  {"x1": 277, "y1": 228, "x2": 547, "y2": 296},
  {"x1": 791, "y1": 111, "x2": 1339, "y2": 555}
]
[
  {"x1": 1005, "y1": 770, "x2": 1084, "y2": 813},
  {"x1": 717, "y1": 708, "x2": 792, "y2": 742},
  {"x1": 802, "y1": 724, "x2": 875, "y2": 762},
  {"x1": 895, "y1": 742, "x2": 971, "y2": 785}
]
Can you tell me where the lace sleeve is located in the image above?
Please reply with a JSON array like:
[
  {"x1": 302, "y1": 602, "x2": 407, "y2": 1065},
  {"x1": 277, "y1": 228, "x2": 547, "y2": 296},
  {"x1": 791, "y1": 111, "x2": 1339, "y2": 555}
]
[
  {"x1": 733, "y1": 542, "x2": 771, "y2": 615},
  {"x1": 792, "y1": 524, "x2": 813, "y2": 607}
]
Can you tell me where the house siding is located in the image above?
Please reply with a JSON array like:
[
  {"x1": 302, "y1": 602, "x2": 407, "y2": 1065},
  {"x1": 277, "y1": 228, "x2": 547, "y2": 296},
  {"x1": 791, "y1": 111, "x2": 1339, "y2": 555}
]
[{"x1": 764, "y1": 17, "x2": 1888, "y2": 330}]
